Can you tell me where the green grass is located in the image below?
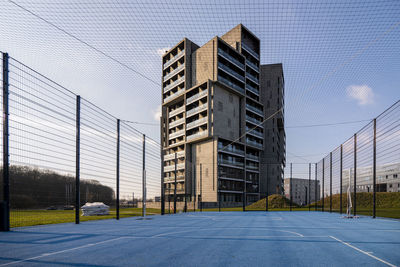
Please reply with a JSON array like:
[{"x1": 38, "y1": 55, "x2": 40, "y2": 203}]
[{"x1": 11, "y1": 208, "x2": 161, "y2": 228}]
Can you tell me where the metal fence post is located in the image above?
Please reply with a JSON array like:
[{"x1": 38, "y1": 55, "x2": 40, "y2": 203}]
[
  {"x1": 266, "y1": 164, "x2": 268, "y2": 212},
  {"x1": 200, "y1": 163, "x2": 202, "y2": 212},
  {"x1": 173, "y1": 152, "x2": 177, "y2": 214},
  {"x1": 330, "y1": 152, "x2": 332, "y2": 213},
  {"x1": 218, "y1": 159, "x2": 221, "y2": 212},
  {"x1": 308, "y1": 163, "x2": 311, "y2": 211},
  {"x1": 75, "y1": 95, "x2": 81, "y2": 224},
  {"x1": 1, "y1": 53, "x2": 10, "y2": 231},
  {"x1": 160, "y1": 118, "x2": 165, "y2": 216},
  {"x1": 322, "y1": 158, "x2": 324, "y2": 212},
  {"x1": 373, "y1": 119, "x2": 376, "y2": 218},
  {"x1": 353, "y1": 134, "x2": 357, "y2": 216},
  {"x1": 290, "y1": 163, "x2": 292, "y2": 211},
  {"x1": 193, "y1": 162, "x2": 196, "y2": 212},
  {"x1": 315, "y1": 163, "x2": 317, "y2": 211},
  {"x1": 142, "y1": 134, "x2": 146, "y2": 217},
  {"x1": 340, "y1": 144, "x2": 343, "y2": 214},
  {"x1": 116, "y1": 119, "x2": 120, "y2": 220}
]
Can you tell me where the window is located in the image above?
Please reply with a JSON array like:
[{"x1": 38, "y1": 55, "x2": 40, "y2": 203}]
[
  {"x1": 228, "y1": 118, "x2": 231, "y2": 127},
  {"x1": 389, "y1": 184, "x2": 392, "y2": 188},
  {"x1": 267, "y1": 101, "x2": 270, "y2": 108},
  {"x1": 270, "y1": 91, "x2": 272, "y2": 99},
  {"x1": 394, "y1": 174, "x2": 398, "y2": 178},
  {"x1": 229, "y1": 94, "x2": 233, "y2": 103},
  {"x1": 218, "y1": 101, "x2": 223, "y2": 111}
]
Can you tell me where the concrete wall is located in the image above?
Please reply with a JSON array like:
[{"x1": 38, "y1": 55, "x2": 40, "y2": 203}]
[
  {"x1": 191, "y1": 38, "x2": 217, "y2": 86},
  {"x1": 212, "y1": 83, "x2": 241, "y2": 141},
  {"x1": 221, "y1": 25, "x2": 241, "y2": 50}
]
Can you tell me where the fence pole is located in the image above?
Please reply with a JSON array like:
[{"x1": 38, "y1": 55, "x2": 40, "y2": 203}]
[
  {"x1": 353, "y1": 134, "x2": 357, "y2": 216},
  {"x1": 142, "y1": 134, "x2": 146, "y2": 217},
  {"x1": 340, "y1": 144, "x2": 343, "y2": 214},
  {"x1": 193, "y1": 162, "x2": 196, "y2": 212},
  {"x1": 308, "y1": 163, "x2": 311, "y2": 211},
  {"x1": 116, "y1": 119, "x2": 120, "y2": 220},
  {"x1": 75, "y1": 95, "x2": 80, "y2": 224},
  {"x1": 1, "y1": 53, "x2": 10, "y2": 231},
  {"x1": 173, "y1": 152, "x2": 177, "y2": 214},
  {"x1": 266, "y1": 164, "x2": 268, "y2": 212},
  {"x1": 330, "y1": 152, "x2": 332, "y2": 213},
  {"x1": 160, "y1": 118, "x2": 165, "y2": 216},
  {"x1": 373, "y1": 119, "x2": 376, "y2": 218},
  {"x1": 290, "y1": 163, "x2": 292, "y2": 211},
  {"x1": 218, "y1": 159, "x2": 221, "y2": 212},
  {"x1": 322, "y1": 158, "x2": 324, "y2": 212},
  {"x1": 315, "y1": 163, "x2": 317, "y2": 211},
  {"x1": 200, "y1": 163, "x2": 202, "y2": 212}
]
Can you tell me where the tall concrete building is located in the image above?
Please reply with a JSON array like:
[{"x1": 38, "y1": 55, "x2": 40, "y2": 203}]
[
  {"x1": 284, "y1": 178, "x2": 320, "y2": 206},
  {"x1": 161, "y1": 24, "x2": 285, "y2": 208}
]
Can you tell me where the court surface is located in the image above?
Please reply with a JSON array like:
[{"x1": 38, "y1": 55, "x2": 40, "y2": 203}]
[{"x1": 0, "y1": 211, "x2": 399, "y2": 266}]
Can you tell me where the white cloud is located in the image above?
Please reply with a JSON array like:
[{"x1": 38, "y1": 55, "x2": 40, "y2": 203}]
[
  {"x1": 156, "y1": 47, "x2": 171, "y2": 57},
  {"x1": 346, "y1": 85, "x2": 374, "y2": 105},
  {"x1": 152, "y1": 105, "x2": 161, "y2": 121}
]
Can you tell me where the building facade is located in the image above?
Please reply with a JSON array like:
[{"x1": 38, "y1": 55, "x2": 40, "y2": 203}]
[
  {"x1": 161, "y1": 24, "x2": 285, "y2": 208},
  {"x1": 284, "y1": 178, "x2": 320, "y2": 206}
]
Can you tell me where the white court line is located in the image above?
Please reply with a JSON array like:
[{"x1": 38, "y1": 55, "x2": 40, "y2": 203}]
[
  {"x1": 329, "y1": 236, "x2": 396, "y2": 267},
  {"x1": 0, "y1": 236, "x2": 133, "y2": 266}
]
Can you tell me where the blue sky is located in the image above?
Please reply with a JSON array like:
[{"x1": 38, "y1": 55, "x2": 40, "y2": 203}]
[{"x1": 0, "y1": 0, "x2": 399, "y2": 179}]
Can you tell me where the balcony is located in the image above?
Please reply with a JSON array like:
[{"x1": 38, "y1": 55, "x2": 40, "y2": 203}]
[
  {"x1": 246, "y1": 104, "x2": 263, "y2": 116},
  {"x1": 164, "y1": 88, "x2": 185, "y2": 103},
  {"x1": 169, "y1": 129, "x2": 185, "y2": 140},
  {"x1": 169, "y1": 106, "x2": 185, "y2": 117},
  {"x1": 164, "y1": 151, "x2": 185, "y2": 161},
  {"x1": 163, "y1": 64, "x2": 184, "y2": 82},
  {"x1": 186, "y1": 103, "x2": 207, "y2": 117},
  {"x1": 246, "y1": 84, "x2": 259, "y2": 95},
  {"x1": 186, "y1": 130, "x2": 207, "y2": 141},
  {"x1": 218, "y1": 145, "x2": 245, "y2": 156},
  {"x1": 163, "y1": 50, "x2": 185, "y2": 69},
  {"x1": 246, "y1": 139, "x2": 263, "y2": 149},
  {"x1": 246, "y1": 164, "x2": 259, "y2": 170},
  {"x1": 163, "y1": 76, "x2": 185, "y2": 93},
  {"x1": 218, "y1": 48, "x2": 245, "y2": 70},
  {"x1": 245, "y1": 115, "x2": 263, "y2": 127},
  {"x1": 246, "y1": 72, "x2": 259, "y2": 85},
  {"x1": 186, "y1": 90, "x2": 207, "y2": 105},
  {"x1": 246, "y1": 126, "x2": 263, "y2": 138},
  {"x1": 246, "y1": 60, "x2": 259, "y2": 73},
  {"x1": 169, "y1": 117, "x2": 185, "y2": 129},
  {"x1": 218, "y1": 63, "x2": 245, "y2": 83},
  {"x1": 186, "y1": 117, "x2": 208, "y2": 130},
  {"x1": 164, "y1": 162, "x2": 185, "y2": 172},
  {"x1": 246, "y1": 154, "x2": 259, "y2": 161},
  {"x1": 164, "y1": 175, "x2": 185, "y2": 183},
  {"x1": 220, "y1": 158, "x2": 244, "y2": 168},
  {"x1": 218, "y1": 75, "x2": 245, "y2": 94},
  {"x1": 242, "y1": 43, "x2": 259, "y2": 60}
]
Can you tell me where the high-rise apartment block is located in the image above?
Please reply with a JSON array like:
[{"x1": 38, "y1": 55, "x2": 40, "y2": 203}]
[{"x1": 161, "y1": 24, "x2": 285, "y2": 208}]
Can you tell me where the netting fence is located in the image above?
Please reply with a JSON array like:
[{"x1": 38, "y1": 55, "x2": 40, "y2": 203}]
[{"x1": 0, "y1": 52, "x2": 162, "y2": 229}]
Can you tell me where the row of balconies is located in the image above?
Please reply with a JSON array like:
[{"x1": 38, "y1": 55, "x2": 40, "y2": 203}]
[
  {"x1": 186, "y1": 130, "x2": 207, "y2": 141},
  {"x1": 164, "y1": 75, "x2": 185, "y2": 94},
  {"x1": 246, "y1": 126, "x2": 263, "y2": 138},
  {"x1": 246, "y1": 83, "x2": 259, "y2": 95},
  {"x1": 246, "y1": 103, "x2": 263, "y2": 116},
  {"x1": 246, "y1": 72, "x2": 259, "y2": 85},
  {"x1": 164, "y1": 150, "x2": 185, "y2": 161},
  {"x1": 246, "y1": 154, "x2": 259, "y2": 161},
  {"x1": 246, "y1": 60, "x2": 259, "y2": 73},
  {"x1": 218, "y1": 75, "x2": 245, "y2": 94},
  {"x1": 220, "y1": 158, "x2": 244, "y2": 168},
  {"x1": 164, "y1": 175, "x2": 185, "y2": 183},
  {"x1": 218, "y1": 63, "x2": 245, "y2": 83},
  {"x1": 169, "y1": 106, "x2": 185, "y2": 117},
  {"x1": 163, "y1": 50, "x2": 185, "y2": 69},
  {"x1": 246, "y1": 138, "x2": 263, "y2": 149},
  {"x1": 163, "y1": 64, "x2": 184, "y2": 82},
  {"x1": 217, "y1": 48, "x2": 245, "y2": 70},
  {"x1": 164, "y1": 88, "x2": 185, "y2": 103},
  {"x1": 186, "y1": 90, "x2": 207, "y2": 105},
  {"x1": 169, "y1": 117, "x2": 185, "y2": 129},
  {"x1": 169, "y1": 129, "x2": 185, "y2": 140},
  {"x1": 245, "y1": 115, "x2": 263, "y2": 127},
  {"x1": 241, "y1": 42, "x2": 259, "y2": 60},
  {"x1": 186, "y1": 117, "x2": 207, "y2": 130},
  {"x1": 218, "y1": 144, "x2": 245, "y2": 156},
  {"x1": 164, "y1": 162, "x2": 185, "y2": 172},
  {"x1": 186, "y1": 103, "x2": 207, "y2": 117}
]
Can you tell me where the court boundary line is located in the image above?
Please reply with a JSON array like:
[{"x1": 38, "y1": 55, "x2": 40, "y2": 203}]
[{"x1": 329, "y1": 235, "x2": 396, "y2": 267}]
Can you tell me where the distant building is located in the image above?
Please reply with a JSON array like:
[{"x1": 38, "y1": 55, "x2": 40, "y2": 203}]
[{"x1": 284, "y1": 178, "x2": 320, "y2": 206}]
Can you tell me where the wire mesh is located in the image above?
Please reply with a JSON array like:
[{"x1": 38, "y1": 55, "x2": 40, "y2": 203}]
[{"x1": 8, "y1": 57, "x2": 76, "y2": 227}]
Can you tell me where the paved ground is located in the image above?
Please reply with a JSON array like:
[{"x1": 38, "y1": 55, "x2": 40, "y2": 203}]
[{"x1": 0, "y1": 211, "x2": 399, "y2": 266}]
